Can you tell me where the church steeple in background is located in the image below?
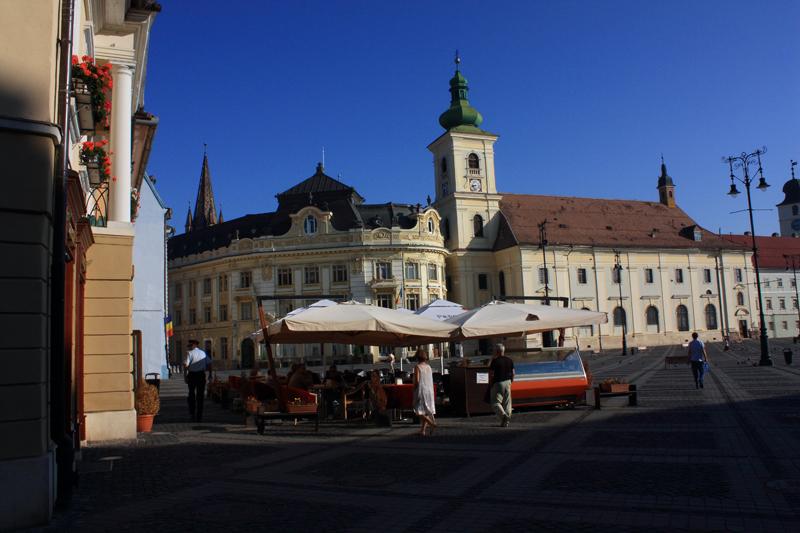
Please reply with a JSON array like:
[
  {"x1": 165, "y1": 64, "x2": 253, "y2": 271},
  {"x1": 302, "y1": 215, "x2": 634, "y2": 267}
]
[
  {"x1": 190, "y1": 147, "x2": 218, "y2": 231},
  {"x1": 657, "y1": 155, "x2": 676, "y2": 208}
]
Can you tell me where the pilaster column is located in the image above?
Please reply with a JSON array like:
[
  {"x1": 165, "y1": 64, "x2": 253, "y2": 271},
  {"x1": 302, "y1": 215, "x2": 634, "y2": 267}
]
[{"x1": 109, "y1": 64, "x2": 132, "y2": 223}]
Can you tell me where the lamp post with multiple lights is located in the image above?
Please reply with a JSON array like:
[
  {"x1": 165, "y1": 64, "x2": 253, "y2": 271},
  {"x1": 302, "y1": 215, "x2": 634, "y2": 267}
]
[
  {"x1": 613, "y1": 250, "x2": 628, "y2": 356},
  {"x1": 725, "y1": 147, "x2": 772, "y2": 366}
]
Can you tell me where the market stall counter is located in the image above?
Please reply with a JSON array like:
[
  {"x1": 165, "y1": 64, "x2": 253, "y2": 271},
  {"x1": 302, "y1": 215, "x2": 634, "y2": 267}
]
[{"x1": 449, "y1": 348, "x2": 589, "y2": 416}]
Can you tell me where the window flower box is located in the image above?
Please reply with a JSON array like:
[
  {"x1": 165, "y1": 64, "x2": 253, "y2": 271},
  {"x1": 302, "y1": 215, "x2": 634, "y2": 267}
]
[{"x1": 71, "y1": 55, "x2": 113, "y2": 129}]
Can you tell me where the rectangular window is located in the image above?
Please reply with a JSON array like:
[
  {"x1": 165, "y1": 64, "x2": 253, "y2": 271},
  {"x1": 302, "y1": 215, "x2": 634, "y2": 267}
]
[
  {"x1": 332, "y1": 264, "x2": 348, "y2": 283},
  {"x1": 405, "y1": 293, "x2": 420, "y2": 311},
  {"x1": 539, "y1": 268, "x2": 549, "y2": 285},
  {"x1": 203, "y1": 277, "x2": 212, "y2": 295},
  {"x1": 778, "y1": 278, "x2": 784, "y2": 288},
  {"x1": 189, "y1": 280, "x2": 196, "y2": 297},
  {"x1": 782, "y1": 321, "x2": 788, "y2": 330},
  {"x1": 220, "y1": 337, "x2": 228, "y2": 360},
  {"x1": 577, "y1": 268, "x2": 587, "y2": 285},
  {"x1": 204, "y1": 306, "x2": 212, "y2": 323},
  {"x1": 175, "y1": 283, "x2": 183, "y2": 299},
  {"x1": 765, "y1": 279, "x2": 771, "y2": 288},
  {"x1": 175, "y1": 309, "x2": 182, "y2": 326},
  {"x1": 240, "y1": 271, "x2": 252, "y2": 288},
  {"x1": 277, "y1": 267, "x2": 293, "y2": 287},
  {"x1": 376, "y1": 293, "x2": 393, "y2": 308},
  {"x1": 735, "y1": 268, "x2": 743, "y2": 283},
  {"x1": 769, "y1": 321, "x2": 775, "y2": 331},
  {"x1": 240, "y1": 301, "x2": 252, "y2": 320},
  {"x1": 375, "y1": 262, "x2": 391, "y2": 280},
  {"x1": 218, "y1": 275, "x2": 228, "y2": 292},
  {"x1": 478, "y1": 273, "x2": 488, "y2": 290},
  {"x1": 218, "y1": 304, "x2": 228, "y2": 322},
  {"x1": 405, "y1": 262, "x2": 420, "y2": 279},
  {"x1": 427, "y1": 263, "x2": 439, "y2": 281},
  {"x1": 611, "y1": 267, "x2": 621, "y2": 284},
  {"x1": 794, "y1": 298, "x2": 798, "y2": 310},
  {"x1": 675, "y1": 268, "x2": 684, "y2": 284},
  {"x1": 703, "y1": 269, "x2": 712, "y2": 283},
  {"x1": 304, "y1": 266, "x2": 320, "y2": 285},
  {"x1": 189, "y1": 308, "x2": 197, "y2": 325},
  {"x1": 779, "y1": 298, "x2": 786, "y2": 310},
  {"x1": 766, "y1": 298, "x2": 773, "y2": 310},
  {"x1": 645, "y1": 268, "x2": 654, "y2": 284}
]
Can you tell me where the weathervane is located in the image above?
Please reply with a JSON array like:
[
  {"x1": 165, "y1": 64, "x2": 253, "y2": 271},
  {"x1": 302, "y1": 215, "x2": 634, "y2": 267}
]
[
  {"x1": 792, "y1": 159, "x2": 797, "y2": 180},
  {"x1": 454, "y1": 50, "x2": 461, "y2": 70}
]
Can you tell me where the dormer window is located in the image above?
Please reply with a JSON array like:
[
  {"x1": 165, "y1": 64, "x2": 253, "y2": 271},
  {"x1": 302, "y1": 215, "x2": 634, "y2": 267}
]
[
  {"x1": 303, "y1": 215, "x2": 317, "y2": 235},
  {"x1": 468, "y1": 153, "x2": 480, "y2": 170},
  {"x1": 693, "y1": 228, "x2": 702, "y2": 241},
  {"x1": 427, "y1": 218, "x2": 434, "y2": 233}
]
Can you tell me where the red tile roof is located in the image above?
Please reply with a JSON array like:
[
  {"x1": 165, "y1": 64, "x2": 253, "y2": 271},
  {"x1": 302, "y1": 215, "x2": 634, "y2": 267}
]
[
  {"x1": 497, "y1": 194, "x2": 748, "y2": 251},
  {"x1": 718, "y1": 234, "x2": 800, "y2": 269}
]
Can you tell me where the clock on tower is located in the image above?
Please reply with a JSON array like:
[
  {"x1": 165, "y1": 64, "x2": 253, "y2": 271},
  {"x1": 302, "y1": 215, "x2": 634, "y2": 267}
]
[{"x1": 469, "y1": 178, "x2": 482, "y2": 192}]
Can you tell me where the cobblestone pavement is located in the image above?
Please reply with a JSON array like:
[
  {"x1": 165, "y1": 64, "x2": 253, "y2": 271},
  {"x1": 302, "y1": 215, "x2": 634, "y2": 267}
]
[{"x1": 42, "y1": 343, "x2": 800, "y2": 532}]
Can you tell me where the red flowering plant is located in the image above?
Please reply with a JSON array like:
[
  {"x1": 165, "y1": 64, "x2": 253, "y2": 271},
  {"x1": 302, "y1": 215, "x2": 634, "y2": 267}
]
[
  {"x1": 79, "y1": 140, "x2": 113, "y2": 183},
  {"x1": 71, "y1": 55, "x2": 113, "y2": 127}
]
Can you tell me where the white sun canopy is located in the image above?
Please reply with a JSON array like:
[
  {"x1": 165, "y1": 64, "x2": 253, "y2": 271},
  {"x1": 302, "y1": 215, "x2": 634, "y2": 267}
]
[
  {"x1": 414, "y1": 299, "x2": 467, "y2": 322},
  {"x1": 446, "y1": 300, "x2": 607, "y2": 340}
]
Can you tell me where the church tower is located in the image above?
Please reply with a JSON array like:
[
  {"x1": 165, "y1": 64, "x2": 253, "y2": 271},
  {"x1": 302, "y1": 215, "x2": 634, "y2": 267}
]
[
  {"x1": 428, "y1": 55, "x2": 502, "y2": 307},
  {"x1": 657, "y1": 156, "x2": 676, "y2": 208},
  {"x1": 777, "y1": 160, "x2": 800, "y2": 236},
  {"x1": 189, "y1": 150, "x2": 218, "y2": 232}
]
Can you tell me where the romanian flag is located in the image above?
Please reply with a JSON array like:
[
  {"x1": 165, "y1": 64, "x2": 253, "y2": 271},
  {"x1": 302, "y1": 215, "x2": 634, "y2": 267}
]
[{"x1": 165, "y1": 316, "x2": 173, "y2": 338}]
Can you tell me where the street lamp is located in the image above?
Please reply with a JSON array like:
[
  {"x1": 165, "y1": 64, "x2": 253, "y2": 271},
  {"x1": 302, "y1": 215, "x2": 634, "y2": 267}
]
[
  {"x1": 784, "y1": 254, "x2": 800, "y2": 340},
  {"x1": 613, "y1": 250, "x2": 628, "y2": 356},
  {"x1": 539, "y1": 219, "x2": 550, "y2": 305},
  {"x1": 725, "y1": 147, "x2": 772, "y2": 366}
]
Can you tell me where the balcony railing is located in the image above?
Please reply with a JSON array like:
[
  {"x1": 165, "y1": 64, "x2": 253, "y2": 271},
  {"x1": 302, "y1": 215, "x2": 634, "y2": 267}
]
[
  {"x1": 87, "y1": 182, "x2": 109, "y2": 227},
  {"x1": 467, "y1": 168, "x2": 482, "y2": 176}
]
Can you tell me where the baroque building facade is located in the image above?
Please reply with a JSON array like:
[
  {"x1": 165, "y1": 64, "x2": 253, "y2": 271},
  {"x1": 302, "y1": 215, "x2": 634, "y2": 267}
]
[
  {"x1": 168, "y1": 161, "x2": 448, "y2": 367},
  {"x1": 168, "y1": 62, "x2": 763, "y2": 366}
]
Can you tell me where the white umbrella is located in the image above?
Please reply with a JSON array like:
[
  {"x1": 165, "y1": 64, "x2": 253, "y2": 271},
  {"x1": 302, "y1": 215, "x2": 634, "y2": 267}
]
[
  {"x1": 414, "y1": 299, "x2": 467, "y2": 321},
  {"x1": 265, "y1": 300, "x2": 457, "y2": 346},
  {"x1": 250, "y1": 298, "x2": 339, "y2": 338},
  {"x1": 447, "y1": 300, "x2": 607, "y2": 340}
]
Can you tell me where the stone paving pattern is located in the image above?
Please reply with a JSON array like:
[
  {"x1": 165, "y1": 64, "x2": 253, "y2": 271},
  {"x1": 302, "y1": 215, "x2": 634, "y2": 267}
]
[{"x1": 42, "y1": 340, "x2": 800, "y2": 532}]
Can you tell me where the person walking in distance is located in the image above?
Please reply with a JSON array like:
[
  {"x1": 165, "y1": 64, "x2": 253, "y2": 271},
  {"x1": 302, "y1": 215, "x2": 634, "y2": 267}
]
[
  {"x1": 687, "y1": 332, "x2": 710, "y2": 389},
  {"x1": 489, "y1": 343, "x2": 515, "y2": 427},
  {"x1": 413, "y1": 349, "x2": 437, "y2": 436},
  {"x1": 184, "y1": 339, "x2": 212, "y2": 422}
]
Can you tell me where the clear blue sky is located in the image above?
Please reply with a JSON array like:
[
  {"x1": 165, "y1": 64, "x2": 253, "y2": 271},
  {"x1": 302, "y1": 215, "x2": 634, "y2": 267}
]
[{"x1": 145, "y1": 0, "x2": 799, "y2": 236}]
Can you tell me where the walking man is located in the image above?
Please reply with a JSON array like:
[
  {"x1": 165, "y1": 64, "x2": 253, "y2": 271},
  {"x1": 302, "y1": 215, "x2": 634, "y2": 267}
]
[
  {"x1": 489, "y1": 343, "x2": 515, "y2": 427},
  {"x1": 687, "y1": 332, "x2": 710, "y2": 389},
  {"x1": 184, "y1": 339, "x2": 212, "y2": 422}
]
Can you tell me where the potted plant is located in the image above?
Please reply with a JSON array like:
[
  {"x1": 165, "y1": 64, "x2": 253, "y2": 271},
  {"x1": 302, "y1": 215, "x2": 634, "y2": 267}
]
[
  {"x1": 135, "y1": 381, "x2": 160, "y2": 432},
  {"x1": 71, "y1": 55, "x2": 113, "y2": 129},
  {"x1": 600, "y1": 377, "x2": 629, "y2": 393},
  {"x1": 130, "y1": 187, "x2": 140, "y2": 221},
  {"x1": 79, "y1": 140, "x2": 113, "y2": 186}
]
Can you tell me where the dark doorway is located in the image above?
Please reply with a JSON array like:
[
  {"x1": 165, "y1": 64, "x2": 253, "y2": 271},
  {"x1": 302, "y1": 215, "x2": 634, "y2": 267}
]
[
  {"x1": 241, "y1": 338, "x2": 255, "y2": 369},
  {"x1": 739, "y1": 320, "x2": 749, "y2": 338}
]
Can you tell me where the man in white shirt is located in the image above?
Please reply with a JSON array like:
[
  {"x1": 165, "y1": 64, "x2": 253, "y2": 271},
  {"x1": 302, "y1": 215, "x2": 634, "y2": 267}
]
[{"x1": 184, "y1": 340, "x2": 212, "y2": 422}]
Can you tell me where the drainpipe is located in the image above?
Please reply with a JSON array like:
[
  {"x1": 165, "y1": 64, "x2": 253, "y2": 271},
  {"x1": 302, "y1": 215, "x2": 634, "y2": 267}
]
[{"x1": 52, "y1": 0, "x2": 75, "y2": 509}]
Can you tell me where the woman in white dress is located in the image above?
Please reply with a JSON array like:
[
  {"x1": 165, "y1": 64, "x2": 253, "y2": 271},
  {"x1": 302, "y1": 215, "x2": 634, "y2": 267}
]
[{"x1": 413, "y1": 349, "x2": 437, "y2": 436}]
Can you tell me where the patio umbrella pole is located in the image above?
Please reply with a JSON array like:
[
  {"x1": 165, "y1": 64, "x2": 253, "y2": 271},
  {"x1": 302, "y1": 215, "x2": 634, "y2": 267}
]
[{"x1": 258, "y1": 301, "x2": 285, "y2": 410}]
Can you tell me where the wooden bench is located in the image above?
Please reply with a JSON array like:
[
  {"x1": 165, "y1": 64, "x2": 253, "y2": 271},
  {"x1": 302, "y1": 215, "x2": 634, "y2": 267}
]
[
  {"x1": 664, "y1": 355, "x2": 688, "y2": 368},
  {"x1": 256, "y1": 408, "x2": 319, "y2": 433},
  {"x1": 593, "y1": 384, "x2": 637, "y2": 410}
]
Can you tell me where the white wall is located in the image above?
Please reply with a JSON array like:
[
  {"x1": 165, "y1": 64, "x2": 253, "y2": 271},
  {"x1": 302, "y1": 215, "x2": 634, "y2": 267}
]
[{"x1": 133, "y1": 177, "x2": 168, "y2": 378}]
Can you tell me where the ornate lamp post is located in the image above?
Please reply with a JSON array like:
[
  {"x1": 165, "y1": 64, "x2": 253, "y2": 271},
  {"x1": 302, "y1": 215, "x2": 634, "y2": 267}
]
[
  {"x1": 614, "y1": 250, "x2": 628, "y2": 356},
  {"x1": 725, "y1": 147, "x2": 772, "y2": 366}
]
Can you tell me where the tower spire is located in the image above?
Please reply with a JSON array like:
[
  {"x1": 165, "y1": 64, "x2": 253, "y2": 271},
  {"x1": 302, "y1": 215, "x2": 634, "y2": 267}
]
[
  {"x1": 192, "y1": 149, "x2": 218, "y2": 230},
  {"x1": 438, "y1": 53, "x2": 483, "y2": 131},
  {"x1": 657, "y1": 156, "x2": 676, "y2": 208},
  {"x1": 184, "y1": 202, "x2": 193, "y2": 233}
]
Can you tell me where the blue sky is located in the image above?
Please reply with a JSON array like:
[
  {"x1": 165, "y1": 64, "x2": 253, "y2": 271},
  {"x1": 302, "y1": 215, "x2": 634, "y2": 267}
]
[{"x1": 145, "y1": 0, "x2": 799, "y2": 236}]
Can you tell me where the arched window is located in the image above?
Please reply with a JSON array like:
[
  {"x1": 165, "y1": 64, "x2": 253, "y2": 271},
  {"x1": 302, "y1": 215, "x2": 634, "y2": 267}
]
[
  {"x1": 646, "y1": 306, "x2": 659, "y2": 326},
  {"x1": 468, "y1": 153, "x2": 480, "y2": 169},
  {"x1": 676, "y1": 305, "x2": 690, "y2": 331},
  {"x1": 705, "y1": 304, "x2": 718, "y2": 330},
  {"x1": 793, "y1": 205, "x2": 799, "y2": 216},
  {"x1": 498, "y1": 271, "x2": 506, "y2": 298},
  {"x1": 303, "y1": 215, "x2": 317, "y2": 234},
  {"x1": 440, "y1": 157, "x2": 447, "y2": 174},
  {"x1": 736, "y1": 292, "x2": 745, "y2": 306},
  {"x1": 473, "y1": 214, "x2": 484, "y2": 237},
  {"x1": 613, "y1": 306, "x2": 627, "y2": 327},
  {"x1": 427, "y1": 218, "x2": 434, "y2": 233}
]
